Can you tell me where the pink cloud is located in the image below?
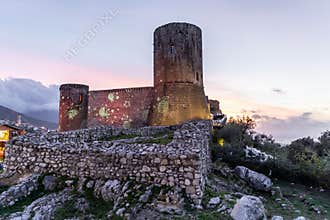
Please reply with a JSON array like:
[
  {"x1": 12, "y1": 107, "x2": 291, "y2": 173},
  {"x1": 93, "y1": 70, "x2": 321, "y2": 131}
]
[{"x1": 0, "y1": 50, "x2": 151, "y2": 90}]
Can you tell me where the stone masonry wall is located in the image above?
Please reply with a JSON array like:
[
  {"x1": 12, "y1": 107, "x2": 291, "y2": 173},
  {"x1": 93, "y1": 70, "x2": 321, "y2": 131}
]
[
  {"x1": 3, "y1": 120, "x2": 212, "y2": 205},
  {"x1": 88, "y1": 87, "x2": 154, "y2": 128}
]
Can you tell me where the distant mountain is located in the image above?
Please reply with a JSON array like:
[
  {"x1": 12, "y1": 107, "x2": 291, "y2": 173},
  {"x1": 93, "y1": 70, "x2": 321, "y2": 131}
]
[
  {"x1": 0, "y1": 105, "x2": 58, "y2": 129},
  {"x1": 24, "y1": 110, "x2": 59, "y2": 124}
]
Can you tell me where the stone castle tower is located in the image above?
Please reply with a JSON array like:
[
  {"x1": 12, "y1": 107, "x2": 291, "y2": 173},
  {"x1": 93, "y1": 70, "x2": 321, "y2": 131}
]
[
  {"x1": 59, "y1": 22, "x2": 213, "y2": 132},
  {"x1": 149, "y1": 23, "x2": 210, "y2": 126}
]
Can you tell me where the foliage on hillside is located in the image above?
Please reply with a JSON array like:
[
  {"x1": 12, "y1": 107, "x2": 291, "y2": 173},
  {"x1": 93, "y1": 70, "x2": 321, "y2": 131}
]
[{"x1": 211, "y1": 116, "x2": 330, "y2": 188}]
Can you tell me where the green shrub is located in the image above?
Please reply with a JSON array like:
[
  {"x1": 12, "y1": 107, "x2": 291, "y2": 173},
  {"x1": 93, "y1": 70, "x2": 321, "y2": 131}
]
[{"x1": 211, "y1": 116, "x2": 330, "y2": 188}]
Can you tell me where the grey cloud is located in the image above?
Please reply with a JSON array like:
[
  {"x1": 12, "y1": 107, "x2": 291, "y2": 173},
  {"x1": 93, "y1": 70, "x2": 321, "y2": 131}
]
[
  {"x1": 302, "y1": 112, "x2": 312, "y2": 117},
  {"x1": 251, "y1": 114, "x2": 262, "y2": 120},
  {"x1": 0, "y1": 78, "x2": 59, "y2": 113},
  {"x1": 272, "y1": 88, "x2": 286, "y2": 94},
  {"x1": 255, "y1": 112, "x2": 330, "y2": 143}
]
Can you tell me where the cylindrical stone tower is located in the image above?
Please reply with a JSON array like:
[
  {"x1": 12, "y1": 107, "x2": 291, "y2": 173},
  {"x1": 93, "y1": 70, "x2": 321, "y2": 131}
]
[
  {"x1": 58, "y1": 84, "x2": 89, "y2": 132},
  {"x1": 149, "y1": 22, "x2": 210, "y2": 126}
]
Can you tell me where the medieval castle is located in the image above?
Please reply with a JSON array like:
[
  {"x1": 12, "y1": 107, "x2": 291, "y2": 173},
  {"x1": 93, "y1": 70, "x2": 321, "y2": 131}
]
[{"x1": 59, "y1": 22, "x2": 220, "y2": 131}]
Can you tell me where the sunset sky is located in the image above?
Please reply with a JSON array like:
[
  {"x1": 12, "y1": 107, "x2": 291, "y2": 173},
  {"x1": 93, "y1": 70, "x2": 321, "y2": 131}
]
[{"x1": 1, "y1": 0, "x2": 330, "y2": 142}]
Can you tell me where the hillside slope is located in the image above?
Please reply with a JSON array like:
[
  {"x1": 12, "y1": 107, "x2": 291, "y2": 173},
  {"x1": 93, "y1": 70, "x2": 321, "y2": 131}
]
[{"x1": 0, "y1": 105, "x2": 58, "y2": 129}]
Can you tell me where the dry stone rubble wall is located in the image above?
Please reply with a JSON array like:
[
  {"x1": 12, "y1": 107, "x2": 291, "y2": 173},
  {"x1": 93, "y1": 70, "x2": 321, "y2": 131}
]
[{"x1": 3, "y1": 120, "x2": 212, "y2": 205}]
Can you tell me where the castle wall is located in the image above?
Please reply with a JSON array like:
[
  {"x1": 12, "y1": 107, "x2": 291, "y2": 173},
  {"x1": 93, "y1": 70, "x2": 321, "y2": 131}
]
[
  {"x1": 149, "y1": 83, "x2": 210, "y2": 126},
  {"x1": 58, "y1": 22, "x2": 214, "y2": 131},
  {"x1": 87, "y1": 87, "x2": 154, "y2": 128},
  {"x1": 4, "y1": 120, "x2": 212, "y2": 205}
]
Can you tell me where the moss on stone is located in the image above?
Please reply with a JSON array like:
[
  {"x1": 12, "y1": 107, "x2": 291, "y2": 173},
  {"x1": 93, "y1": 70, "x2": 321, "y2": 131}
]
[{"x1": 157, "y1": 96, "x2": 169, "y2": 113}]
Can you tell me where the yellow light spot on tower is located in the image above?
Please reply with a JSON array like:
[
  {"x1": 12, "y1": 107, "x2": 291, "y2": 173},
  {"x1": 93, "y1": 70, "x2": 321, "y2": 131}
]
[{"x1": 218, "y1": 138, "x2": 225, "y2": 147}]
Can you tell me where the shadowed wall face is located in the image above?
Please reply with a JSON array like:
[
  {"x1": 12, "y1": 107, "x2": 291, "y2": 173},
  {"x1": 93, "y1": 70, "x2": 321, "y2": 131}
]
[
  {"x1": 209, "y1": 100, "x2": 221, "y2": 114},
  {"x1": 149, "y1": 23, "x2": 210, "y2": 126},
  {"x1": 88, "y1": 87, "x2": 154, "y2": 128},
  {"x1": 59, "y1": 84, "x2": 89, "y2": 132}
]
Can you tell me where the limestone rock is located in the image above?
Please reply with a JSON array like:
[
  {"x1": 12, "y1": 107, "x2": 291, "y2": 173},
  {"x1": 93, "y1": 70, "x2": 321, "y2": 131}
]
[
  {"x1": 230, "y1": 195, "x2": 266, "y2": 220},
  {"x1": 86, "y1": 180, "x2": 94, "y2": 189},
  {"x1": 0, "y1": 174, "x2": 39, "y2": 208},
  {"x1": 7, "y1": 189, "x2": 73, "y2": 220},
  {"x1": 116, "y1": 207, "x2": 126, "y2": 216},
  {"x1": 139, "y1": 190, "x2": 152, "y2": 203},
  {"x1": 156, "y1": 203, "x2": 183, "y2": 215},
  {"x1": 42, "y1": 175, "x2": 58, "y2": 191},
  {"x1": 74, "y1": 197, "x2": 89, "y2": 213},
  {"x1": 207, "y1": 197, "x2": 221, "y2": 208},
  {"x1": 101, "y1": 179, "x2": 122, "y2": 202},
  {"x1": 235, "y1": 166, "x2": 272, "y2": 191}
]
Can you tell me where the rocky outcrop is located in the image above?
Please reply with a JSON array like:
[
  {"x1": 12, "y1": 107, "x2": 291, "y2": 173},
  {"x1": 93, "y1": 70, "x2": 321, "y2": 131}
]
[
  {"x1": 42, "y1": 175, "x2": 58, "y2": 191},
  {"x1": 244, "y1": 146, "x2": 274, "y2": 162},
  {"x1": 230, "y1": 195, "x2": 266, "y2": 220},
  {"x1": 6, "y1": 189, "x2": 73, "y2": 220},
  {"x1": 207, "y1": 197, "x2": 221, "y2": 208},
  {"x1": 234, "y1": 166, "x2": 272, "y2": 191},
  {"x1": 100, "y1": 179, "x2": 122, "y2": 201},
  {"x1": 0, "y1": 174, "x2": 39, "y2": 208}
]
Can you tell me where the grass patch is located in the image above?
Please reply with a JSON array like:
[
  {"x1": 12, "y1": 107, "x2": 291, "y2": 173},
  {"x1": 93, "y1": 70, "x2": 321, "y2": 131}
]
[
  {"x1": 54, "y1": 200, "x2": 79, "y2": 220},
  {"x1": 262, "y1": 180, "x2": 330, "y2": 219},
  {"x1": 83, "y1": 187, "x2": 113, "y2": 219},
  {"x1": 197, "y1": 211, "x2": 231, "y2": 220},
  {"x1": 201, "y1": 186, "x2": 221, "y2": 208},
  {"x1": 0, "y1": 185, "x2": 9, "y2": 194},
  {"x1": 99, "y1": 131, "x2": 174, "y2": 144},
  {"x1": 136, "y1": 134, "x2": 174, "y2": 145},
  {"x1": 99, "y1": 134, "x2": 139, "y2": 142}
]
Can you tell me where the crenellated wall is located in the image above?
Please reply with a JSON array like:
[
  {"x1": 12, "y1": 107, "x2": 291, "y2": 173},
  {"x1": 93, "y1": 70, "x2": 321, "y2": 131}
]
[{"x1": 87, "y1": 87, "x2": 154, "y2": 128}]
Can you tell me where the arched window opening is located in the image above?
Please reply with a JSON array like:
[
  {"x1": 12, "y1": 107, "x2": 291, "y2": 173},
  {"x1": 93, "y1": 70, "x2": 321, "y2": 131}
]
[{"x1": 170, "y1": 44, "x2": 175, "y2": 55}]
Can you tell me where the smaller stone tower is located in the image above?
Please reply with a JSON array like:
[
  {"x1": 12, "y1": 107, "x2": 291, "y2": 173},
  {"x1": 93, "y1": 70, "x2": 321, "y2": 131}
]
[
  {"x1": 209, "y1": 100, "x2": 222, "y2": 114},
  {"x1": 59, "y1": 84, "x2": 89, "y2": 132}
]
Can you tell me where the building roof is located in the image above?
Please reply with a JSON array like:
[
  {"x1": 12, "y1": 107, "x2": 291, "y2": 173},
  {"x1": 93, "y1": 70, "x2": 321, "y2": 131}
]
[{"x1": 0, "y1": 124, "x2": 22, "y2": 131}]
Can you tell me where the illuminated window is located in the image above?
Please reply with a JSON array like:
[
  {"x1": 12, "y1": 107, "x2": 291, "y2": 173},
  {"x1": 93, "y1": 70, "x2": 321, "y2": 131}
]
[{"x1": 79, "y1": 94, "x2": 83, "y2": 104}]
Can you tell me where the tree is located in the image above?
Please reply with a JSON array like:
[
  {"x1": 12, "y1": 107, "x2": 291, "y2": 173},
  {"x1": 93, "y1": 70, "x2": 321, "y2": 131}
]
[
  {"x1": 288, "y1": 137, "x2": 317, "y2": 164},
  {"x1": 317, "y1": 131, "x2": 330, "y2": 157},
  {"x1": 214, "y1": 115, "x2": 256, "y2": 147}
]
